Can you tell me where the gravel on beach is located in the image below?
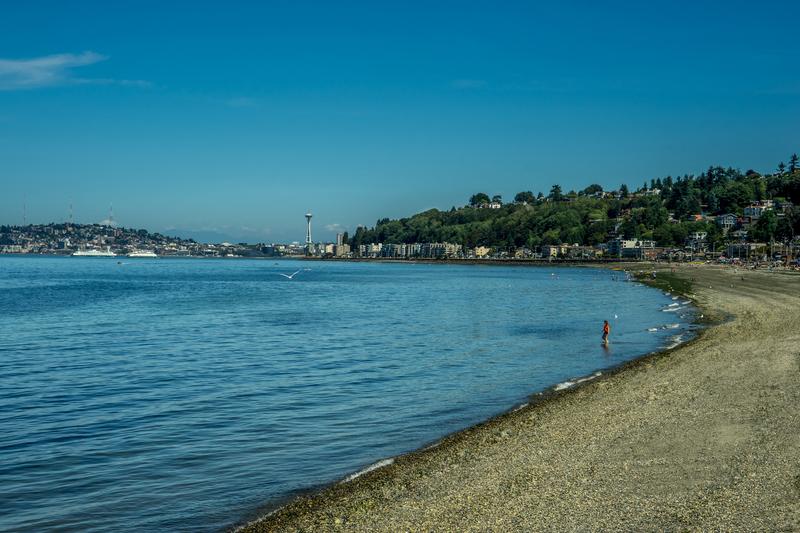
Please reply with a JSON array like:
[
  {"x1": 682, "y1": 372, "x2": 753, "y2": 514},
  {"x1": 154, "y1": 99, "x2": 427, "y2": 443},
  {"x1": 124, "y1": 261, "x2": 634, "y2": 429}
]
[{"x1": 240, "y1": 265, "x2": 800, "y2": 532}]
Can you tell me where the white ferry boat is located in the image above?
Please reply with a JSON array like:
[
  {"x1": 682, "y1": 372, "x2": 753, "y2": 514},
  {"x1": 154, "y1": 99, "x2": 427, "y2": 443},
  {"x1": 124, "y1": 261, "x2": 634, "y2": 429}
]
[
  {"x1": 72, "y1": 248, "x2": 116, "y2": 257},
  {"x1": 127, "y1": 250, "x2": 158, "y2": 258}
]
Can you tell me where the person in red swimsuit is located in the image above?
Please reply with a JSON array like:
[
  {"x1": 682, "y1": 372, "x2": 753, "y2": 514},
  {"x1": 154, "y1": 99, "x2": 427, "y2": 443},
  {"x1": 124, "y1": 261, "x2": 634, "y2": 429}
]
[{"x1": 602, "y1": 320, "x2": 610, "y2": 344}]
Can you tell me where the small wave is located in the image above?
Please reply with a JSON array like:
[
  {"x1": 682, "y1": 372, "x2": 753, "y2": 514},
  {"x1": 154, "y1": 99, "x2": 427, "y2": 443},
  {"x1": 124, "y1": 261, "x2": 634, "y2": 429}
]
[
  {"x1": 671, "y1": 296, "x2": 679, "y2": 300},
  {"x1": 667, "y1": 302, "x2": 679, "y2": 307},
  {"x1": 665, "y1": 333, "x2": 685, "y2": 349},
  {"x1": 511, "y1": 402, "x2": 529, "y2": 413},
  {"x1": 662, "y1": 307, "x2": 680, "y2": 312},
  {"x1": 422, "y1": 440, "x2": 443, "y2": 451},
  {"x1": 663, "y1": 323, "x2": 680, "y2": 329},
  {"x1": 554, "y1": 372, "x2": 602, "y2": 391},
  {"x1": 647, "y1": 327, "x2": 658, "y2": 332},
  {"x1": 341, "y1": 458, "x2": 394, "y2": 484}
]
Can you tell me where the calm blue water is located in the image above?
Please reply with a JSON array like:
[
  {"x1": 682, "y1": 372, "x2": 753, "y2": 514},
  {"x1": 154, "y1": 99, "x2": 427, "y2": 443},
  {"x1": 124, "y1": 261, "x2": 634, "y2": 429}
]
[{"x1": 0, "y1": 257, "x2": 695, "y2": 531}]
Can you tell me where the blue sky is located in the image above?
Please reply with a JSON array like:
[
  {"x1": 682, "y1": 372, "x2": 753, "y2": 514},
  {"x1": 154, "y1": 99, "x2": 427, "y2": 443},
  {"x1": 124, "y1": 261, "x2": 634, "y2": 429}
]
[{"x1": 2, "y1": 1, "x2": 798, "y2": 243}]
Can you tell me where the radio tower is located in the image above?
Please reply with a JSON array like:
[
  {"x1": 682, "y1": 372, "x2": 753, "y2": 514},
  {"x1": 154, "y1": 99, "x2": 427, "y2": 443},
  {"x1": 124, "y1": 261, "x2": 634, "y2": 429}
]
[
  {"x1": 108, "y1": 204, "x2": 115, "y2": 226},
  {"x1": 305, "y1": 211, "x2": 313, "y2": 254}
]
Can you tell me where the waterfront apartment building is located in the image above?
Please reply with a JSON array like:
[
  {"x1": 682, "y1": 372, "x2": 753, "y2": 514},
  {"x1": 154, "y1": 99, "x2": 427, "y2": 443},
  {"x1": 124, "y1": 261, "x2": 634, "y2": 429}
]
[
  {"x1": 608, "y1": 238, "x2": 656, "y2": 259},
  {"x1": 358, "y1": 242, "x2": 460, "y2": 259}
]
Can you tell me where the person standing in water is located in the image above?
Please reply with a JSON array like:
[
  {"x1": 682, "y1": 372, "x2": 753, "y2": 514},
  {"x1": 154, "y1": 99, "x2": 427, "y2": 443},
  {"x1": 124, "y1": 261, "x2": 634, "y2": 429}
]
[{"x1": 602, "y1": 320, "x2": 610, "y2": 344}]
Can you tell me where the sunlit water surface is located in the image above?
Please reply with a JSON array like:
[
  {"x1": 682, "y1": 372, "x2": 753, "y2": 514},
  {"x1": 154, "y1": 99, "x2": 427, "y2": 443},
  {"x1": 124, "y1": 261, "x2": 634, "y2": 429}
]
[{"x1": 0, "y1": 257, "x2": 696, "y2": 531}]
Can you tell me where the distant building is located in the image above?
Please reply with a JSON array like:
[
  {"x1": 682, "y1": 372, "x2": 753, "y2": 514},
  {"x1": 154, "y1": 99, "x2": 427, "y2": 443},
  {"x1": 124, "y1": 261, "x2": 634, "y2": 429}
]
[
  {"x1": 420, "y1": 242, "x2": 461, "y2": 258},
  {"x1": 744, "y1": 203, "x2": 772, "y2": 219},
  {"x1": 686, "y1": 232, "x2": 708, "y2": 253},
  {"x1": 608, "y1": 238, "x2": 655, "y2": 259},
  {"x1": 715, "y1": 213, "x2": 737, "y2": 233},
  {"x1": 726, "y1": 242, "x2": 763, "y2": 259},
  {"x1": 473, "y1": 246, "x2": 491, "y2": 258},
  {"x1": 379, "y1": 243, "x2": 405, "y2": 258},
  {"x1": 542, "y1": 244, "x2": 569, "y2": 258}
]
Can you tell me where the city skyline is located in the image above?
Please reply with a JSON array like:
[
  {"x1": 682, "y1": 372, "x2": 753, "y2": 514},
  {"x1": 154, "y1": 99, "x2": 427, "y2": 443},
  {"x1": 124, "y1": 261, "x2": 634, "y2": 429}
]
[{"x1": 2, "y1": 1, "x2": 799, "y2": 242}]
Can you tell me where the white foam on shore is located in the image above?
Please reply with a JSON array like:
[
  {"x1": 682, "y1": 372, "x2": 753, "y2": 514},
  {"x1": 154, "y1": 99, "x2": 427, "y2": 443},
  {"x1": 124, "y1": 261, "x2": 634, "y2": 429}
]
[
  {"x1": 671, "y1": 295, "x2": 679, "y2": 300},
  {"x1": 511, "y1": 402, "x2": 529, "y2": 413},
  {"x1": 664, "y1": 323, "x2": 680, "y2": 329},
  {"x1": 237, "y1": 455, "x2": 399, "y2": 529},
  {"x1": 554, "y1": 372, "x2": 602, "y2": 391},
  {"x1": 340, "y1": 458, "x2": 395, "y2": 484},
  {"x1": 647, "y1": 327, "x2": 659, "y2": 332},
  {"x1": 661, "y1": 307, "x2": 680, "y2": 312},
  {"x1": 667, "y1": 302, "x2": 680, "y2": 307},
  {"x1": 666, "y1": 333, "x2": 685, "y2": 350}
]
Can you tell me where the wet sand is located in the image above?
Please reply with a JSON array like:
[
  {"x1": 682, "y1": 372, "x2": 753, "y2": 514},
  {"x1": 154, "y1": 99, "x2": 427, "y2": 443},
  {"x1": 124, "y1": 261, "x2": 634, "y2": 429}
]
[{"x1": 240, "y1": 264, "x2": 800, "y2": 532}]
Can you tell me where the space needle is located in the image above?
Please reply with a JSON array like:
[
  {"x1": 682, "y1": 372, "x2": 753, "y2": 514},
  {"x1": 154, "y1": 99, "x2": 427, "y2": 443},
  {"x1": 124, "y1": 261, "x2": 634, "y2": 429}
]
[{"x1": 305, "y1": 211, "x2": 313, "y2": 254}]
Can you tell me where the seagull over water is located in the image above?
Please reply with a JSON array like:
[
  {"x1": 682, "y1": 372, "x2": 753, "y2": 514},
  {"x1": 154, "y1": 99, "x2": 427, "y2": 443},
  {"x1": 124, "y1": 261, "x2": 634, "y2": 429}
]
[{"x1": 278, "y1": 270, "x2": 303, "y2": 280}]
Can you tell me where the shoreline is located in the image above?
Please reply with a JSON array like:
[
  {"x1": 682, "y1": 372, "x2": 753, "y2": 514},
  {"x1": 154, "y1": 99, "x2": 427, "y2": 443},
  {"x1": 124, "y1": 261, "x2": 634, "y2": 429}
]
[
  {"x1": 239, "y1": 263, "x2": 800, "y2": 531},
  {"x1": 234, "y1": 264, "x2": 735, "y2": 531}
]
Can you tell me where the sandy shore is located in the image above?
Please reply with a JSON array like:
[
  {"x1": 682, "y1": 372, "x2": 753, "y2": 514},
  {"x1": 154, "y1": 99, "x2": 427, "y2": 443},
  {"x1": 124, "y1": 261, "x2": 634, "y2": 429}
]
[{"x1": 240, "y1": 264, "x2": 800, "y2": 532}]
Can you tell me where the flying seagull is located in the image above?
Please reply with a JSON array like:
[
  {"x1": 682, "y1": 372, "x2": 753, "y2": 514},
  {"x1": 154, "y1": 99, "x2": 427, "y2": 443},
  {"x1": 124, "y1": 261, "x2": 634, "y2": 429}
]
[{"x1": 278, "y1": 270, "x2": 303, "y2": 280}]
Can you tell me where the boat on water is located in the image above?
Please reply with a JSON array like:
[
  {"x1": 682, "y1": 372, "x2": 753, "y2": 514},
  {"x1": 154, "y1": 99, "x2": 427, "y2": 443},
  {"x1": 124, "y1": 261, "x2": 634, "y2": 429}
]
[
  {"x1": 72, "y1": 248, "x2": 116, "y2": 257},
  {"x1": 127, "y1": 250, "x2": 158, "y2": 258}
]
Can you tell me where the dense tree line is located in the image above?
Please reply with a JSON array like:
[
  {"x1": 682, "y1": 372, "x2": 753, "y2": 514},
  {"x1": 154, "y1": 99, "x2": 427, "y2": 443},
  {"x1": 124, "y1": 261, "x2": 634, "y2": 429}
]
[{"x1": 351, "y1": 155, "x2": 800, "y2": 251}]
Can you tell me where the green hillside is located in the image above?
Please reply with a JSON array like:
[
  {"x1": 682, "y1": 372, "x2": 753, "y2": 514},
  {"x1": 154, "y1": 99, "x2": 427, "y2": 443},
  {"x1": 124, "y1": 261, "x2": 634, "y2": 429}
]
[{"x1": 352, "y1": 157, "x2": 800, "y2": 251}]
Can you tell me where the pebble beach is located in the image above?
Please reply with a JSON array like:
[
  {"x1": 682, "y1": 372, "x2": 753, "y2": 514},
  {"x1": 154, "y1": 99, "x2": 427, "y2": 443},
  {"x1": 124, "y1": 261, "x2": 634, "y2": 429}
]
[{"x1": 240, "y1": 264, "x2": 800, "y2": 532}]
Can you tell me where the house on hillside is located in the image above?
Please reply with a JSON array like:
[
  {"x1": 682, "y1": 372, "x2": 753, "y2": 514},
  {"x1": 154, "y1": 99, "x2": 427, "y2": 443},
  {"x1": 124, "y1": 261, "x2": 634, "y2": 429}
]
[
  {"x1": 715, "y1": 213, "x2": 737, "y2": 233},
  {"x1": 686, "y1": 232, "x2": 708, "y2": 253}
]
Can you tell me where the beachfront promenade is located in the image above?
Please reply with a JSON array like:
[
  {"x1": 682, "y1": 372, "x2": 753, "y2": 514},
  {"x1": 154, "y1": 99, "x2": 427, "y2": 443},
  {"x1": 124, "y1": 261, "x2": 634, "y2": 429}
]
[{"x1": 242, "y1": 264, "x2": 800, "y2": 531}]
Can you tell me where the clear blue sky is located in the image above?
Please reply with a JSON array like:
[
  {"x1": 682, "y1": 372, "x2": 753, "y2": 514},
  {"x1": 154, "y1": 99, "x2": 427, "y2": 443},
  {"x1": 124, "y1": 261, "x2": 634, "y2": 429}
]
[{"x1": 2, "y1": 1, "x2": 798, "y2": 243}]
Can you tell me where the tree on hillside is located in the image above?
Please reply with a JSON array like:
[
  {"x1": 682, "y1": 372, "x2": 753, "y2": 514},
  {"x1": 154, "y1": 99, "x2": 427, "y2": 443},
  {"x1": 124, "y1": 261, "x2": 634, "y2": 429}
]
[
  {"x1": 789, "y1": 153, "x2": 799, "y2": 173},
  {"x1": 775, "y1": 213, "x2": 796, "y2": 242},
  {"x1": 469, "y1": 193, "x2": 490, "y2": 207},
  {"x1": 581, "y1": 184, "x2": 603, "y2": 196},
  {"x1": 514, "y1": 191, "x2": 535, "y2": 204},
  {"x1": 620, "y1": 184, "x2": 629, "y2": 198},
  {"x1": 549, "y1": 184, "x2": 563, "y2": 201},
  {"x1": 707, "y1": 191, "x2": 720, "y2": 213},
  {"x1": 778, "y1": 162, "x2": 787, "y2": 175},
  {"x1": 751, "y1": 210, "x2": 778, "y2": 242},
  {"x1": 491, "y1": 194, "x2": 502, "y2": 204}
]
